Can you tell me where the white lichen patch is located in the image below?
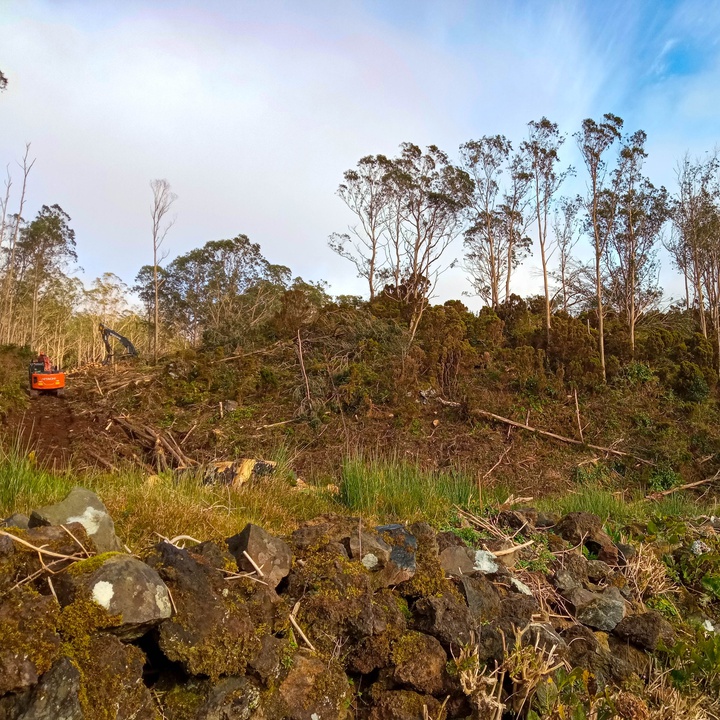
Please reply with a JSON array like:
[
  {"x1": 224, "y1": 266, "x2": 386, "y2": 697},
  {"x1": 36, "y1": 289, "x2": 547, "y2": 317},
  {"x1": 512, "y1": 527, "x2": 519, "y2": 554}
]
[
  {"x1": 473, "y1": 550, "x2": 499, "y2": 574},
  {"x1": 510, "y1": 577, "x2": 533, "y2": 596},
  {"x1": 67, "y1": 506, "x2": 106, "y2": 535},
  {"x1": 361, "y1": 553, "x2": 379, "y2": 570},
  {"x1": 155, "y1": 585, "x2": 172, "y2": 617},
  {"x1": 92, "y1": 580, "x2": 115, "y2": 609}
]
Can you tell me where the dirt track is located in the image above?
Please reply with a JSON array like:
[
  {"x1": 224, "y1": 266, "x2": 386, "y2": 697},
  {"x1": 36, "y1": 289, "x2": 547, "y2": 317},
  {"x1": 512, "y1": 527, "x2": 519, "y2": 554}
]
[{"x1": 12, "y1": 395, "x2": 79, "y2": 469}]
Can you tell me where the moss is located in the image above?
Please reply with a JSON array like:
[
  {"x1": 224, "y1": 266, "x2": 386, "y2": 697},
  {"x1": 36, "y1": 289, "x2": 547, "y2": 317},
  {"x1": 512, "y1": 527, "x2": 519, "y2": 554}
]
[
  {"x1": 399, "y1": 538, "x2": 458, "y2": 601},
  {"x1": 0, "y1": 586, "x2": 61, "y2": 677},
  {"x1": 391, "y1": 631, "x2": 428, "y2": 666},
  {"x1": 160, "y1": 681, "x2": 207, "y2": 720},
  {"x1": 58, "y1": 597, "x2": 122, "y2": 640},
  {"x1": 66, "y1": 551, "x2": 122, "y2": 577}
]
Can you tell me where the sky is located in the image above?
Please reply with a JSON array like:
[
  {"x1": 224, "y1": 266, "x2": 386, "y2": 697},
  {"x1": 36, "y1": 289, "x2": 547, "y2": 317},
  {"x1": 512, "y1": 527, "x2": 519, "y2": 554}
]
[{"x1": 2, "y1": 0, "x2": 720, "y2": 307}]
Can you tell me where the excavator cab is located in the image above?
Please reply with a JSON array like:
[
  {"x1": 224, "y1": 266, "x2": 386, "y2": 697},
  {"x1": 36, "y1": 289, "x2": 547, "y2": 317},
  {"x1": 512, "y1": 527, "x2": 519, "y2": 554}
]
[{"x1": 29, "y1": 352, "x2": 66, "y2": 397}]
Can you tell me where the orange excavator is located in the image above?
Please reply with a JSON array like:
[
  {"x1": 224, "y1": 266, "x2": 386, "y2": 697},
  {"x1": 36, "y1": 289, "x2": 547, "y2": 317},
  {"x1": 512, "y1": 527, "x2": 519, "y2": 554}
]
[{"x1": 28, "y1": 352, "x2": 66, "y2": 397}]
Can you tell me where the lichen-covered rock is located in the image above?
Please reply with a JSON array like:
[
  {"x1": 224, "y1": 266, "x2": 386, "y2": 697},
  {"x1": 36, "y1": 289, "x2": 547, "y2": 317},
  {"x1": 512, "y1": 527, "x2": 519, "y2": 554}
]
[
  {"x1": 0, "y1": 524, "x2": 94, "y2": 594},
  {"x1": 277, "y1": 652, "x2": 351, "y2": 720},
  {"x1": 195, "y1": 677, "x2": 261, "y2": 720},
  {"x1": 555, "y1": 512, "x2": 618, "y2": 565},
  {"x1": 412, "y1": 592, "x2": 474, "y2": 654},
  {"x1": 391, "y1": 631, "x2": 447, "y2": 695},
  {"x1": 56, "y1": 553, "x2": 172, "y2": 641},
  {"x1": 29, "y1": 488, "x2": 121, "y2": 553},
  {"x1": 147, "y1": 542, "x2": 258, "y2": 680},
  {"x1": 459, "y1": 574, "x2": 501, "y2": 623},
  {"x1": 0, "y1": 587, "x2": 61, "y2": 696},
  {"x1": 226, "y1": 524, "x2": 292, "y2": 589},
  {"x1": 0, "y1": 657, "x2": 84, "y2": 720},
  {"x1": 566, "y1": 586, "x2": 626, "y2": 632},
  {"x1": 613, "y1": 611, "x2": 675, "y2": 651},
  {"x1": 368, "y1": 688, "x2": 447, "y2": 720},
  {"x1": 373, "y1": 524, "x2": 417, "y2": 587},
  {"x1": 1, "y1": 514, "x2": 29, "y2": 530}
]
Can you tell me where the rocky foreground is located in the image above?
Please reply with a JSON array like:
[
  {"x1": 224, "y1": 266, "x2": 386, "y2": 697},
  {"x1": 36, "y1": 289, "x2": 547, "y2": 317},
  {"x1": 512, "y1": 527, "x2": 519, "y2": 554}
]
[{"x1": 0, "y1": 488, "x2": 718, "y2": 719}]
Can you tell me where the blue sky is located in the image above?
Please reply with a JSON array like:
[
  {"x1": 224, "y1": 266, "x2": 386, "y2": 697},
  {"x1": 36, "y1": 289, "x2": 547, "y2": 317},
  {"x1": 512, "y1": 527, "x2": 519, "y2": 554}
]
[{"x1": 1, "y1": 0, "x2": 719, "y2": 306}]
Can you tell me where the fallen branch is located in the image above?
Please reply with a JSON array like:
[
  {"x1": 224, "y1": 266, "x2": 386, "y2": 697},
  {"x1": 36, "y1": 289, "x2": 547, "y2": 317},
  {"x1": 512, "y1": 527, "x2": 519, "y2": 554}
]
[
  {"x1": 0, "y1": 531, "x2": 85, "y2": 562},
  {"x1": 492, "y1": 540, "x2": 535, "y2": 557},
  {"x1": 470, "y1": 408, "x2": 653, "y2": 466},
  {"x1": 255, "y1": 419, "x2": 296, "y2": 431},
  {"x1": 242, "y1": 550, "x2": 265, "y2": 578},
  {"x1": 645, "y1": 471, "x2": 720, "y2": 501},
  {"x1": 290, "y1": 601, "x2": 316, "y2": 652}
]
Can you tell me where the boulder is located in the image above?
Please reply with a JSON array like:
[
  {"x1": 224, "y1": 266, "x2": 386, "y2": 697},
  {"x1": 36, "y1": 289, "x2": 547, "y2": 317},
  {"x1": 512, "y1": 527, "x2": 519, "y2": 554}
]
[
  {"x1": 0, "y1": 657, "x2": 84, "y2": 720},
  {"x1": 566, "y1": 586, "x2": 626, "y2": 632},
  {"x1": 1, "y1": 514, "x2": 29, "y2": 530},
  {"x1": 459, "y1": 574, "x2": 501, "y2": 623},
  {"x1": 344, "y1": 532, "x2": 392, "y2": 571},
  {"x1": 29, "y1": 488, "x2": 121, "y2": 553},
  {"x1": 195, "y1": 676, "x2": 261, "y2": 720},
  {"x1": 0, "y1": 524, "x2": 94, "y2": 594},
  {"x1": 438, "y1": 545, "x2": 476, "y2": 577},
  {"x1": 0, "y1": 587, "x2": 61, "y2": 696},
  {"x1": 392, "y1": 632, "x2": 447, "y2": 695},
  {"x1": 368, "y1": 688, "x2": 447, "y2": 720},
  {"x1": 227, "y1": 524, "x2": 292, "y2": 589},
  {"x1": 613, "y1": 611, "x2": 675, "y2": 651},
  {"x1": 412, "y1": 592, "x2": 474, "y2": 653},
  {"x1": 56, "y1": 553, "x2": 172, "y2": 640},
  {"x1": 373, "y1": 524, "x2": 417, "y2": 587},
  {"x1": 277, "y1": 652, "x2": 351, "y2": 720},
  {"x1": 147, "y1": 542, "x2": 259, "y2": 679},
  {"x1": 555, "y1": 512, "x2": 618, "y2": 565}
]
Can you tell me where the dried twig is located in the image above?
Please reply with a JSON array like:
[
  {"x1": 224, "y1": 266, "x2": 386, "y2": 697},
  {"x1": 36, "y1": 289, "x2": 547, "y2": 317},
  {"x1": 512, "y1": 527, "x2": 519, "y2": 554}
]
[
  {"x1": 573, "y1": 388, "x2": 584, "y2": 443},
  {"x1": 242, "y1": 550, "x2": 265, "y2": 578},
  {"x1": 290, "y1": 601, "x2": 316, "y2": 652},
  {"x1": 471, "y1": 408, "x2": 654, "y2": 465},
  {"x1": 645, "y1": 471, "x2": 720, "y2": 500},
  {"x1": 0, "y1": 530, "x2": 85, "y2": 561}
]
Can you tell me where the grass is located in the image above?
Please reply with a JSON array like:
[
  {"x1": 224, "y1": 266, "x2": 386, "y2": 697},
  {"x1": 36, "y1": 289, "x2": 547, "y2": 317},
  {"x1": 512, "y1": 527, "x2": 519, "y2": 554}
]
[
  {"x1": 2, "y1": 436, "x2": 718, "y2": 551},
  {"x1": 339, "y1": 453, "x2": 508, "y2": 524},
  {"x1": 0, "y1": 436, "x2": 341, "y2": 551}
]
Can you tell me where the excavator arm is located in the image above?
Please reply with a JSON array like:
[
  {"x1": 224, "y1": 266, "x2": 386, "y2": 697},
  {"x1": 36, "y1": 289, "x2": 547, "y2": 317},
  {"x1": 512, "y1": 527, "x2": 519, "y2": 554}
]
[{"x1": 99, "y1": 324, "x2": 138, "y2": 364}]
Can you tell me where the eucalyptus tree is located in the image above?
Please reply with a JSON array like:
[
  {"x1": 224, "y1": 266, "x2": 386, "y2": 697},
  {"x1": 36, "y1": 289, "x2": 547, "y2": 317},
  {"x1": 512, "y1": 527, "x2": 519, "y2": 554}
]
[
  {"x1": 669, "y1": 153, "x2": 719, "y2": 338},
  {"x1": 522, "y1": 117, "x2": 571, "y2": 339},
  {"x1": 552, "y1": 197, "x2": 582, "y2": 312},
  {"x1": 575, "y1": 114, "x2": 623, "y2": 381},
  {"x1": 604, "y1": 131, "x2": 669, "y2": 356},
  {"x1": 149, "y1": 179, "x2": 177, "y2": 362},
  {"x1": 381, "y1": 143, "x2": 472, "y2": 342},
  {"x1": 0, "y1": 145, "x2": 35, "y2": 344},
  {"x1": 14, "y1": 204, "x2": 76, "y2": 347},
  {"x1": 329, "y1": 155, "x2": 389, "y2": 301},
  {"x1": 460, "y1": 136, "x2": 532, "y2": 309}
]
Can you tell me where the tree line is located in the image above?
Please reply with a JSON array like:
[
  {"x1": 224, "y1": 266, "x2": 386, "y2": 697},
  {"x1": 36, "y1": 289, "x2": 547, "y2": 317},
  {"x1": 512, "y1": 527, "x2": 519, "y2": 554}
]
[
  {"x1": 1, "y1": 112, "x2": 720, "y2": 387},
  {"x1": 329, "y1": 114, "x2": 695, "y2": 381}
]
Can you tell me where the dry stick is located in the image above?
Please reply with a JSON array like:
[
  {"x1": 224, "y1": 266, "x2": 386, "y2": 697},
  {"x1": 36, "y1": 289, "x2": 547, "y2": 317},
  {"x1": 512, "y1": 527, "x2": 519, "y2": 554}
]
[
  {"x1": 645, "y1": 471, "x2": 720, "y2": 501},
  {"x1": 0, "y1": 531, "x2": 84, "y2": 561},
  {"x1": 242, "y1": 550, "x2": 265, "y2": 578},
  {"x1": 483, "y1": 444, "x2": 513, "y2": 481},
  {"x1": 255, "y1": 419, "x2": 296, "y2": 431},
  {"x1": 471, "y1": 408, "x2": 654, "y2": 466},
  {"x1": 290, "y1": 601, "x2": 317, "y2": 652},
  {"x1": 492, "y1": 540, "x2": 535, "y2": 556},
  {"x1": 573, "y1": 388, "x2": 584, "y2": 443},
  {"x1": 296, "y1": 329, "x2": 312, "y2": 409},
  {"x1": 59, "y1": 524, "x2": 91, "y2": 557}
]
